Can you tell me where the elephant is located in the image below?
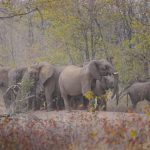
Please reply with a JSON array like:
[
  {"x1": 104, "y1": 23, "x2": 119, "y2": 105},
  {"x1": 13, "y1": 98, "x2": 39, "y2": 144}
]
[
  {"x1": 3, "y1": 84, "x2": 21, "y2": 110},
  {"x1": 0, "y1": 67, "x2": 27, "y2": 109},
  {"x1": 21, "y1": 62, "x2": 65, "y2": 111},
  {"x1": 70, "y1": 75, "x2": 119, "y2": 111},
  {"x1": 8, "y1": 67, "x2": 27, "y2": 86},
  {"x1": 0, "y1": 67, "x2": 27, "y2": 91},
  {"x1": 93, "y1": 75, "x2": 118, "y2": 110},
  {"x1": 119, "y1": 81, "x2": 150, "y2": 109},
  {"x1": 0, "y1": 67, "x2": 10, "y2": 93},
  {"x1": 59, "y1": 59, "x2": 119, "y2": 111}
]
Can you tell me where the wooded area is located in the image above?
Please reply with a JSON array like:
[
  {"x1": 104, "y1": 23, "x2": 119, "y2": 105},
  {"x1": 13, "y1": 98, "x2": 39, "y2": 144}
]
[{"x1": 0, "y1": 0, "x2": 150, "y2": 83}]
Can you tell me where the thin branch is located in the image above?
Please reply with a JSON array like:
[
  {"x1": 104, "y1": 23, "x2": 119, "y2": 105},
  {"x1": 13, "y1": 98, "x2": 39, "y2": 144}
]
[
  {"x1": 0, "y1": 8, "x2": 37, "y2": 20},
  {"x1": 36, "y1": 7, "x2": 44, "y2": 29}
]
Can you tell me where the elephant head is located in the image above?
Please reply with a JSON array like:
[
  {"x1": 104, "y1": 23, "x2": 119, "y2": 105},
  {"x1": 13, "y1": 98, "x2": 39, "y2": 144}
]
[
  {"x1": 23, "y1": 62, "x2": 55, "y2": 99},
  {"x1": 88, "y1": 59, "x2": 115, "y2": 81},
  {"x1": 28, "y1": 62, "x2": 55, "y2": 87},
  {"x1": 88, "y1": 59, "x2": 119, "y2": 101},
  {"x1": 101, "y1": 75, "x2": 115, "y2": 90},
  {"x1": 8, "y1": 67, "x2": 27, "y2": 85}
]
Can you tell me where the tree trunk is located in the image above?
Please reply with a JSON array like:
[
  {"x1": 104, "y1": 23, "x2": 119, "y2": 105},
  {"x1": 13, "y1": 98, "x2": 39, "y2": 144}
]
[{"x1": 143, "y1": 61, "x2": 149, "y2": 77}]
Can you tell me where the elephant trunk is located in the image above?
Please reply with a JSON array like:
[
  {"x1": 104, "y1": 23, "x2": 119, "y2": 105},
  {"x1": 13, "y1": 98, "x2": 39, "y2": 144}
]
[{"x1": 111, "y1": 72, "x2": 119, "y2": 105}]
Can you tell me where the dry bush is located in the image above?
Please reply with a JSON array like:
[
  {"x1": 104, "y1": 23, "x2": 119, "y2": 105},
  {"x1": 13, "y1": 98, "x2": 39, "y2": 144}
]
[{"x1": 0, "y1": 111, "x2": 149, "y2": 150}]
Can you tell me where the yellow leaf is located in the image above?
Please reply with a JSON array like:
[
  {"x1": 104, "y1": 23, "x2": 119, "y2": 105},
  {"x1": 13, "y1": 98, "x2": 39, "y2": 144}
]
[
  {"x1": 130, "y1": 130, "x2": 137, "y2": 138},
  {"x1": 84, "y1": 91, "x2": 94, "y2": 100},
  {"x1": 79, "y1": 104, "x2": 83, "y2": 107},
  {"x1": 90, "y1": 131, "x2": 98, "y2": 139}
]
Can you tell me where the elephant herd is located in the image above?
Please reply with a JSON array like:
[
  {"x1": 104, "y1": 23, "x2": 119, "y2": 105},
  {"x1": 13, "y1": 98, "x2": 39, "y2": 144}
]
[{"x1": 0, "y1": 59, "x2": 149, "y2": 114}]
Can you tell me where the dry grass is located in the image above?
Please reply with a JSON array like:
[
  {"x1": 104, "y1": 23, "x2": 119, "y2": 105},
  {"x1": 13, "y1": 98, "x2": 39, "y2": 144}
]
[{"x1": 107, "y1": 96, "x2": 149, "y2": 113}]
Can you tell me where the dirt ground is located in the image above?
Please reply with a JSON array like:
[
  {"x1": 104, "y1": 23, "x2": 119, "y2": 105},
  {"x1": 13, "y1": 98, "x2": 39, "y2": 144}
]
[
  {"x1": 0, "y1": 93, "x2": 149, "y2": 116},
  {"x1": 0, "y1": 93, "x2": 149, "y2": 120},
  {"x1": 0, "y1": 95, "x2": 149, "y2": 150}
]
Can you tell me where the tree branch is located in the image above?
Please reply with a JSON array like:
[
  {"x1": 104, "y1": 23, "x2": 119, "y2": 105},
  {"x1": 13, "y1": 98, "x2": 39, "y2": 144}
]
[{"x1": 0, "y1": 8, "x2": 37, "y2": 20}]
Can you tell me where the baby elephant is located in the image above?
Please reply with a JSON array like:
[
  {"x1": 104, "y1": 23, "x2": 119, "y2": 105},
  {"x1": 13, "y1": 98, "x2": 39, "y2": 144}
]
[{"x1": 120, "y1": 81, "x2": 150, "y2": 109}]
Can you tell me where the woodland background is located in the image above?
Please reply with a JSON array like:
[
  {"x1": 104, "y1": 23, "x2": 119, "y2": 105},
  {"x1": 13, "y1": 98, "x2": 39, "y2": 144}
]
[
  {"x1": 0, "y1": 0, "x2": 149, "y2": 84},
  {"x1": 0, "y1": 1, "x2": 150, "y2": 149}
]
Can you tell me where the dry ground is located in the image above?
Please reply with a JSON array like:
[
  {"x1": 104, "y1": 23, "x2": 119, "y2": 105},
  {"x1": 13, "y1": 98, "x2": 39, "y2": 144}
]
[
  {"x1": 1, "y1": 93, "x2": 149, "y2": 113},
  {"x1": 0, "y1": 94, "x2": 149, "y2": 150}
]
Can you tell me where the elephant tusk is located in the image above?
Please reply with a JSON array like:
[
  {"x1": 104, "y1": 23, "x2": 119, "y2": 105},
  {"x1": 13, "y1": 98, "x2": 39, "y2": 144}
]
[{"x1": 113, "y1": 72, "x2": 118, "y2": 75}]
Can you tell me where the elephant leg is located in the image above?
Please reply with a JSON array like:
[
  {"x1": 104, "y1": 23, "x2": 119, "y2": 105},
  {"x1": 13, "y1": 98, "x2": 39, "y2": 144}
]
[
  {"x1": 102, "y1": 100, "x2": 107, "y2": 111},
  {"x1": 27, "y1": 96, "x2": 35, "y2": 111},
  {"x1": 36, "y1": 98, "x2": 41, "y2": 110},
  {"x1": 83, "y1": 97, "x2": 89, "y2": 109},
  {"x1": 132, "y1": 101, "x2": 137, "y2": 110},
  {"x1": 55, "y1": 96, "x2": 63, "y2": 110},
  {"x1": 33, "y1": 97, "x2": 41, "y2": 111},
  {"x1": 59, "y1": 97, "x2": 64, "y2": 110},
  {"x1": 43, "y1": 78, "x2": 56, "y2": 111},
  {"x1": 3, "y1": 88, "x2": 16, "y2": 110},
  {"x1": 3, "y1": 94, "x2": 10, "y2": 109},
  {"x1": 129, "y1": 94, "x2": 137, "y2": 110},
  {"x1": 44, "y1": 87, "x2": 55, "y2": 111},
  {"x1": 70, "y1": 97, "x2": 77, "y2": 110},
  {"x1": 61, "y1": 93, "x2": 71, "y2": 112},
  {"x1": 55, "y1": 98, "x2": 59, "y2": 110},
  {"x1": 97, "y1": 98, "x2": 106, "y2": 111}
]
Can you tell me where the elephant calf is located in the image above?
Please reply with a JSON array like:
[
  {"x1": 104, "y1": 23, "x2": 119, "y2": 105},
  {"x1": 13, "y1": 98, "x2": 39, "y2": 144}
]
[
  {"x1": 119, "y1": 81, "x2": 150, "y2": 109},
  {"x1": 93, "y1": 75, "x2": 117, "y2": 110},
  {"x1": 71, "y1": 75, "x2": 118, "y2": 111}
]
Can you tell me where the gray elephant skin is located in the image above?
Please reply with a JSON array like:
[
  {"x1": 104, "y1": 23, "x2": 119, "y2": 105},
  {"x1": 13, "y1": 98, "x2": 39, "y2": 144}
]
[
  {"x1": 0, "y1": 67, "x2": 10, "y2": 93},
  {"x1": 119, "y1": 81, "x2": 150, "y2": 109},
  {"x1": 71, "y1": 75, "x2": 118, "y2": 111},
  {"x1": 59, "y1": 59, "x2": 118, "y2": 111},
  {"x1": 8, "y1": 67, "x2": 27, "y2": 86},
  {"x1": 93, "y1": 75, "x2": 118, "y2": 110},
  {"x1": 23, "y1": 62, "x2": 65, "y2": 111},
  {"x1": 0, "y1": 67, "x2": 27, "y2": 109},
  {"x1": 0, "y1": 67, "x2": 27, "y2": 91}
]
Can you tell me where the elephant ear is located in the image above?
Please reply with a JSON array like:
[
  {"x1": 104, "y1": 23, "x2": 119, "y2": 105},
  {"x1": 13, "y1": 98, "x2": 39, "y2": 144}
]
[
  {"x1": 39, "y1": 63, "x2": 55, "y2": 85},
  {"x1": 88, "y1": 60, "x2": 102, "y2": 80}
]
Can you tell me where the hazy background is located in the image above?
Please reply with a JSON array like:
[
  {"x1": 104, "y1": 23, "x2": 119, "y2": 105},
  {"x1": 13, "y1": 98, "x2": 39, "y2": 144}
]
[{"x1": 0, "y1": 0, "x2": 149, "y2": 84}]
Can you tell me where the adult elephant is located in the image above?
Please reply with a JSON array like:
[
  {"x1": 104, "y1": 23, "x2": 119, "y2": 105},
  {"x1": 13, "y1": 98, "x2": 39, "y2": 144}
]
[
  {"x1": 0, "y1": 67, "x2": 10, "y2": 93},
  {"x1": 0, "y1": 67, "x2": 27, "y2": 92},
  {"x1": 8, "y1": 67, "x2": 27, "y2": 86},
  {"x1": 22, "y1": 62, "x2": 65, "y2": 111},
  {"x1": 119, "y1": 81, "x2": 150, "y2": 109},
  {"x1": 59, "y1": 59, "x2": 119, "y2": 111},
  {"x1": 1, "y1": 67, "x2": 27, "y2": 109}
]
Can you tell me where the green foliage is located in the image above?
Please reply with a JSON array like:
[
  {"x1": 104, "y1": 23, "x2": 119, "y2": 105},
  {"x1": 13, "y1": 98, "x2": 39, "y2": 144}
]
[{"x1": 0, "y1": 0, "x2": 149, "y2": 83}]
